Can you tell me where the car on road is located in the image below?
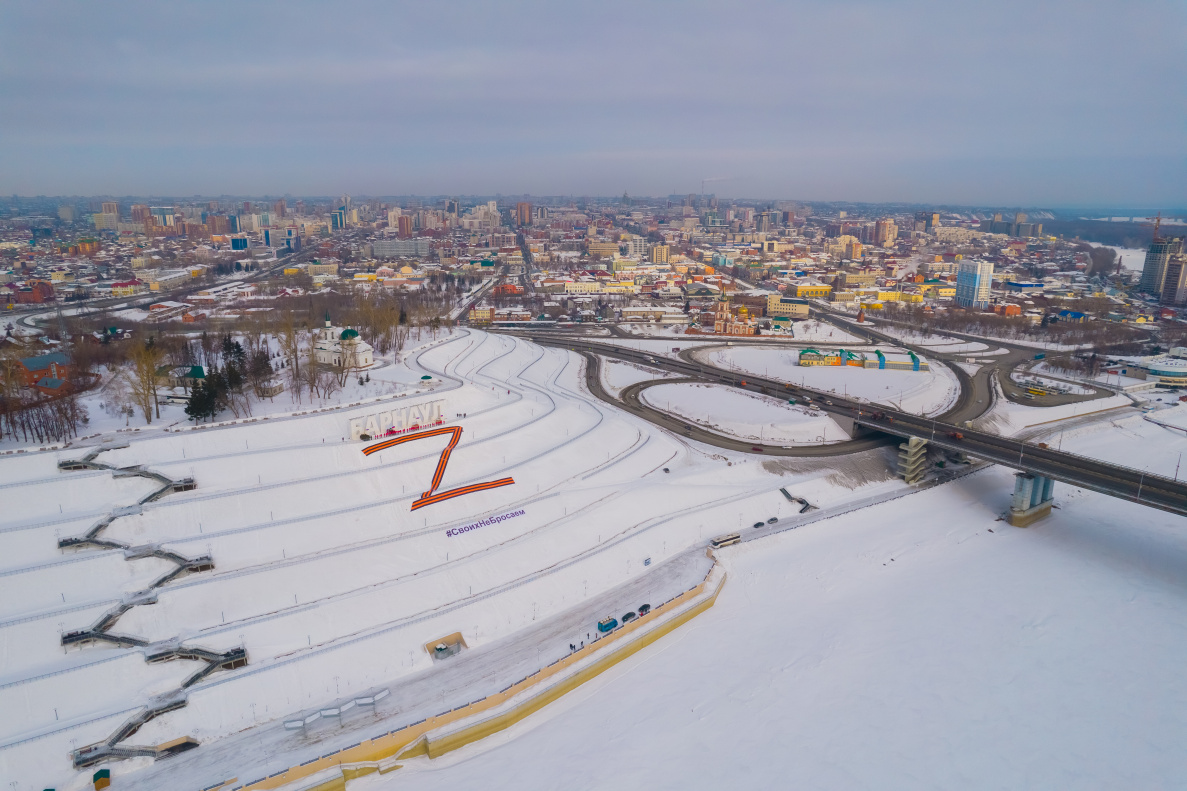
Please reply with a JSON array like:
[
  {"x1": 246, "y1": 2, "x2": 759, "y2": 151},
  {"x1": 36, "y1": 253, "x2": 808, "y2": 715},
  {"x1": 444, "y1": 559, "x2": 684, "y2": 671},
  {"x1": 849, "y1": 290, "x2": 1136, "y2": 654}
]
[
  {"x1": 767, "y1": 517, "x2": 778, "y2": 524},
  {"x1": 948, "y1": 431, "x2": 964, "y2": 440},
  {"x1": 751, "y1": 446, "x2": 764, "y2": 452},
  {"x1": 753, "y1": 522, "x2": 765, "y2": 528}
]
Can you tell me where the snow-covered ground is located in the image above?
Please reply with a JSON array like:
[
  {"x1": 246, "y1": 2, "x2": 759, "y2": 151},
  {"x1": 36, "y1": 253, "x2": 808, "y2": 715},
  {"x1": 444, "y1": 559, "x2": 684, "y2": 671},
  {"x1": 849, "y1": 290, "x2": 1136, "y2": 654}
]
[
  {"x1": 370, "y1": 438, "x2": 1187, "y2": 790},
  {"x1": 598, "y1": 359, "x2": 677, "y2": 399},
  {"x1": 974, "y1": 379, "x2": 1133, "y2": 436},
  {"x1": 784, "y1": 319, "x2": 862, "y2": 343},
  {"x1": 11, "y1": 325, "x2": 1187, "y2": 791},
  {"x1": 696, "y1": 346, "x2": 960, "y2": 416},
  {"x1": 866, "y1": 324, "x2": 988, "y2": 353},
  {"x1": 615, "y1": 322, "x2": 692, "y2": 338},
  {"x1": 0, "y1": 330, "x2": 908, "y2": 791},
  {"x1": 640, "y1": 382, "x2": 849, "y2": 445},
  {"x1": 860, "y1": 318, "x2": 1088, "y2": 352}
]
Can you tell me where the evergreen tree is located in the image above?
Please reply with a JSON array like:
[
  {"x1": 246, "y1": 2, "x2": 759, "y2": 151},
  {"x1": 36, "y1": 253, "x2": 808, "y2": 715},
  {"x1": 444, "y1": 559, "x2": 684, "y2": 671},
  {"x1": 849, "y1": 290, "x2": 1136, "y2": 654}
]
[{"x1": 184, "y1": 382, "x2": 216, "y2": 422}]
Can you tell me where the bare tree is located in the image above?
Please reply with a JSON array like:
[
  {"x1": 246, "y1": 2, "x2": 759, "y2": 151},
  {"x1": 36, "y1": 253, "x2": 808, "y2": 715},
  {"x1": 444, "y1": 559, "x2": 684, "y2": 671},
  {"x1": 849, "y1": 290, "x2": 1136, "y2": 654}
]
[{"x1": 127, "y1": 340, "x2": 165, "y2": 424}]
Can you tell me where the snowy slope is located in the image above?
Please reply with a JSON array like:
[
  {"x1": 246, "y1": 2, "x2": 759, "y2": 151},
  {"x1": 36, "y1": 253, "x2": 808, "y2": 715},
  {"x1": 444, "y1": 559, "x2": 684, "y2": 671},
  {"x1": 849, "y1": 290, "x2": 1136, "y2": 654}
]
[{"x1": 0, "y1": 330, "x2": 909, "y2": 791}]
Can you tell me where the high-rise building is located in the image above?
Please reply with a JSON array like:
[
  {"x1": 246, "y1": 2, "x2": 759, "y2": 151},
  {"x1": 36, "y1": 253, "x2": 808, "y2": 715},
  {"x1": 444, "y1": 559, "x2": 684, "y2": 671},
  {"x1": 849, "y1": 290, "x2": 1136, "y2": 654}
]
[
  {"x1": 649, "y1": 244, "x2": 670, "y2": 264},
  {"x1": 1140, "y1": 238, "x2": 1184, "y2": 295},
  {"x1": 955, "y1": 259, "x2": 994, "y2": 309},
  {"x1": 915, "y1": 211, "x2": 940, "y2": 232},
  {"x1": 101, "y1": 202, "x2": 118, "y2": 217},
  {"x1": 397, "y1": 215, "x2": 414, "y2": 237},
  {"x1": 874, "y1": 219, "x2": 898, "y2": 247},
  {"x1": 273, "y1": 199, "x2": 286, "y2": 218},
  {"x1": 130, "y1": 204, "x2": 150, "y2": 223},
  {"x1": 516, "y1": 202, "x2": 532, "y2": 226},
  {"x1": 1160, "y1": 254, "x2": 1187, "y2": 306},
  {"x1": 58, "y1": 205, "x2": 75, "y2": 223}
]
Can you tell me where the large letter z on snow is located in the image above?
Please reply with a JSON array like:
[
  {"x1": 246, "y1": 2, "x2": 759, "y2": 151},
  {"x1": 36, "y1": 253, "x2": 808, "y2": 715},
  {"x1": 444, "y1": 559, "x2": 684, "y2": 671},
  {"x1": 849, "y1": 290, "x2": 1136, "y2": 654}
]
[{"x1": 362, "y1": 426, "x2": 514, "y2": 511}]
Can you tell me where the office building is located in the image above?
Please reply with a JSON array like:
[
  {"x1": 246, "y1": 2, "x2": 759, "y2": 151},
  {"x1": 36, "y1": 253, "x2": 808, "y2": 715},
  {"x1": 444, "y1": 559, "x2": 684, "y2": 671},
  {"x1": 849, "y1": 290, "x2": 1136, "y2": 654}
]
[
  {"x1": 1140, "y1": 237, "x2": 1184, "y2": 296},
  {"x1": 766, "y1": 294, "x2": 811, "y2": 319},
  {"x1": 649, "y1": 244, "x2": 670, "y2": 264},
  {"x1": 58, "y1": 206, "x2": 75, "y2": 223},
  {"x1": 955, "y1": 259, "x2": 993, "y2": 309},
  {"x1": 101, "y1": 202, "x2": 119, "y2": 217}
]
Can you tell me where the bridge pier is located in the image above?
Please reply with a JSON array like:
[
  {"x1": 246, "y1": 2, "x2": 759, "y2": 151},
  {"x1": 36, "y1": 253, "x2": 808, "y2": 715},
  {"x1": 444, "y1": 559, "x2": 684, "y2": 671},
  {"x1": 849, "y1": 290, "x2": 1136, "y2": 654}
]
[
  {"x1": 1008, "y1": 472, "x2": 1055, "y2": 527},
  {"x1": 898, "y1": 437, "x2": 928, "y2": 484}
]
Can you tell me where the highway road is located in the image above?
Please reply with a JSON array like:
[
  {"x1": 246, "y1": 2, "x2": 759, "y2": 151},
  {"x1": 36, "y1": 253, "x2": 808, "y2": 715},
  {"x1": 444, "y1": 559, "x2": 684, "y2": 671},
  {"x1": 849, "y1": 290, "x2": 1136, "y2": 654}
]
[
  {"x1": 579, "y1": 352, "x2": 895, "y2": 458},
  {"x1": 510, "y1": 331, "x2": 1187, "y2": 519}
]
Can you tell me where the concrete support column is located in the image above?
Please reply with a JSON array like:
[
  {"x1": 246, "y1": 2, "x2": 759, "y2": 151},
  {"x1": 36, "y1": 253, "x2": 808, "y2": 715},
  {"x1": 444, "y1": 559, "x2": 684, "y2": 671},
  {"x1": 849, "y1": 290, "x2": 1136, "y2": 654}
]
[
  {"x1": 1011, "y1": 473, "x2": 1035, "y2": 512},
  {"x1": 1010, "y1": 472, "x2": 1055, "y2": 527}
]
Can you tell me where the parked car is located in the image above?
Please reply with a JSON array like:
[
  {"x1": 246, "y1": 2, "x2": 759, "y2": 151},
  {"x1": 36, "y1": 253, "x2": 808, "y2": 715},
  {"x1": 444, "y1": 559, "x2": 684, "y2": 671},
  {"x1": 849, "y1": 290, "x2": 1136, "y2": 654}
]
[
  {"x1": 598, "y1": 617, "x2": 618, "y2": 633},
  {"x1": 622, "y1": 611, "x2": 637, "y2": 623},
  {"x1": 638, "y1": 603, "x2": 651, "y2": 615}
]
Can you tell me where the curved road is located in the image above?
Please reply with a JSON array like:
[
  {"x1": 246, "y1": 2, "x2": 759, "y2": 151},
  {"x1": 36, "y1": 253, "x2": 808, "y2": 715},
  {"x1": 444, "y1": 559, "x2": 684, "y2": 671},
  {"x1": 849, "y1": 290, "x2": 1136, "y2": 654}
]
[{"x1": 581, "y1": 353, "x2": 894, "y2": 457}]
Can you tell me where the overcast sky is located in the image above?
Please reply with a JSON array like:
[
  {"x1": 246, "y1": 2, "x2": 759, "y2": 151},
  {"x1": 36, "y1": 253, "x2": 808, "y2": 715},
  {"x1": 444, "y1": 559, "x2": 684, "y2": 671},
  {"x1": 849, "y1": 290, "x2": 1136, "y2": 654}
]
[{"x1": 0, "y1": 0, "x2": 1183, "y2": 205}]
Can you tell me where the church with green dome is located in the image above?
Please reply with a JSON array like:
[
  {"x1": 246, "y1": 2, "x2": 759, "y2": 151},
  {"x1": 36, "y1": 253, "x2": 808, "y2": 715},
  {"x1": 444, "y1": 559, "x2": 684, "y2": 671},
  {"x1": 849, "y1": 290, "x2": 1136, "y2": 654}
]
[{"x1": 313, "y1": 312, "x2": 374, "y2": 369}]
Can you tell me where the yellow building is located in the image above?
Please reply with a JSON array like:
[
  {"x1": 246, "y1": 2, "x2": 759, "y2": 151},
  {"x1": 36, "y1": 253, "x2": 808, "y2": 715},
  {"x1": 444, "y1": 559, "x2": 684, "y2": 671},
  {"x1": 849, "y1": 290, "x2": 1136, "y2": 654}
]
[
  {"x1": 587, "y1": 241, "x2": 619, "y2": 258},
  {"x1": 875, "y1": 291, "x2": 922, "y2": 303},
  {"x1": 650, "y1": 244, "x2": 670, "y2": 264},
  {"x1": 921, "y1": 284, "x2": 955, "y2": 298},
  {"x1": 795, "y1": 283, "x2": 833, "y2": 299},
  {"x1": 307, "y1": 262, "x2": 339, "y2": 277},
  {"x1": 766, "y1": 294, "x2": 811, "y2": 319},
  {"x1": 468, "y1": 305, "x2": 494, "y2": 324},
  {"x1": 564, "y1": 281, "x2": 600, "y2": 293}
]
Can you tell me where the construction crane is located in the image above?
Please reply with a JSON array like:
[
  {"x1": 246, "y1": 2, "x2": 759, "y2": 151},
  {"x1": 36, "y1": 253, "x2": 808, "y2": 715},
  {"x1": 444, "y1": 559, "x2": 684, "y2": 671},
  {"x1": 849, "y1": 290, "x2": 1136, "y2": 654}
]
[{"x1": 1141, "y1": 211, "x2": 1164, "y2": 241}]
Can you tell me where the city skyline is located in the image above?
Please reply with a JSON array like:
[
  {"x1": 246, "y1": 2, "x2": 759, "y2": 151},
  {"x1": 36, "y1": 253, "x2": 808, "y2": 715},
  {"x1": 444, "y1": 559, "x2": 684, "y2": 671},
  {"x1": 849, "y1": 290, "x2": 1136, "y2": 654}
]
[{"x1": 1, "y1": 0, "x2": 1184, "y2": 203}]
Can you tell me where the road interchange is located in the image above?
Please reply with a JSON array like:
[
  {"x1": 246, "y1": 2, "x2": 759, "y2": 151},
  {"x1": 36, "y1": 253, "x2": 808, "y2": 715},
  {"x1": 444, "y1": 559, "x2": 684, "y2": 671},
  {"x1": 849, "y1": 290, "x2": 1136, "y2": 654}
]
[{"x1": 504, "y1": 329, "x2": 1187, "y2": 519}]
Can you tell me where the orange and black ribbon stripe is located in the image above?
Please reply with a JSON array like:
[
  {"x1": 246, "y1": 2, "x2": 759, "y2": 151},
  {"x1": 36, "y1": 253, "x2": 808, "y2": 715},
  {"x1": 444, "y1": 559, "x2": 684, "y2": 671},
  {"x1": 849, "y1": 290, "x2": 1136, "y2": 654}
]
[{"x1": 362, "y1": 425, "x2": 514, "y2": 511}]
